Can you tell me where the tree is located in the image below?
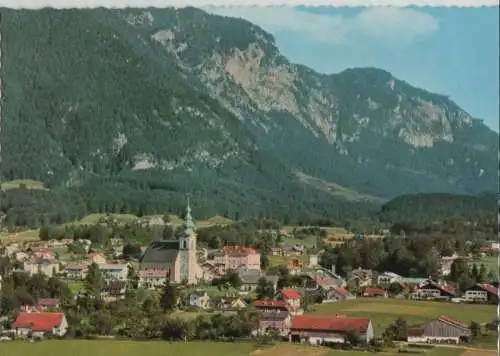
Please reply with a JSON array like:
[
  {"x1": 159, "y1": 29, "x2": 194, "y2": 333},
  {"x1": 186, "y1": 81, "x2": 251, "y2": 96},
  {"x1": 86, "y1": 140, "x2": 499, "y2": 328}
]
[
  {"x1": 387, "y1": 281, "x2": 403, "y2": 296},
  {"x1": 84, "y1": 262, "x2": 103, "y2": 299},
  {"x1": 260, "y1": 254, "x2": 270, "y2": 271},
  {"x1": 469, "y1": 321, "x2": 481, "y2": 341},
  {"x1": 162, "y1": 226, "x2": 174, "y2": 240},
  {"x1": 160, "y1": 279, "x2": 178, "y2": 312},
  {"x1": 255, "y1": 277, "x2": 274, "y2": 300},
  {"x1": 122, "y1": 243, "x2": 142, "y2": 260}
]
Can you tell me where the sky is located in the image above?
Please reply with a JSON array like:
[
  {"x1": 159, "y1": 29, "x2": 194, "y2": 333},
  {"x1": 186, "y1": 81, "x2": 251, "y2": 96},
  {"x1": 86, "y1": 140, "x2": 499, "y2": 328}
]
[{"x1": 207, "y1": 6, "x2": 499, "y2": 132}]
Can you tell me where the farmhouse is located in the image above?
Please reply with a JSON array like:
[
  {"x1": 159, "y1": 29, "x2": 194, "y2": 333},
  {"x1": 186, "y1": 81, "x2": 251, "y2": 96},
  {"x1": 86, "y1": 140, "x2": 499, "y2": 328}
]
[
  {"x1": 278, "y1": 288, "x2": 303, "y2": 316},
  {"x1": 253, "y1": 300, "x2": 290, "y2": 314},
  {"x1": 463, "y1": 283, "x2": 499, "y2": 303},
  {"x1": 407, "y1": 316, "x2": 472, "y2": 344},
  {"x1": 13, "y1": 312, "x2": 69, "y2": 338},
  {"x1": 257, "y1": 311, "x2": 292, "y2": 337},
  {"x1": 412, "y1": 281, "x2": 456, "y2": 300},
  {"x1": 214, "y1": 246, "x2": 261, "y2": 272},
  {"x1": 98, "y1": 263, "x2": 129, "y2": 281},
  {"x1": 323, "y1": 285, "x2": 355, "y2": 303},
  {"x1": 289, "y1": 315, "x2": 374, "y2": 345},
  {"x1": 64, "y1": 264, "x2": 88, "y2": 280}
]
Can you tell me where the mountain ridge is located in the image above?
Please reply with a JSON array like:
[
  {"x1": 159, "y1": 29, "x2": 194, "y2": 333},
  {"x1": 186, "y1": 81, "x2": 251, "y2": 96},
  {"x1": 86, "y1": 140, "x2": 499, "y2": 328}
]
[{"x1": 0, "y1": 7, "x2": 497, "y2": 221}]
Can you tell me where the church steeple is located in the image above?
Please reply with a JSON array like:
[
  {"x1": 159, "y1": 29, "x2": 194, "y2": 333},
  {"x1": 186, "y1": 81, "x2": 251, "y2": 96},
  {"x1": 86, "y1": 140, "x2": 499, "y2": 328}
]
[{"x1": 183, "y1": 195, "x2": 196, "y2": 237}]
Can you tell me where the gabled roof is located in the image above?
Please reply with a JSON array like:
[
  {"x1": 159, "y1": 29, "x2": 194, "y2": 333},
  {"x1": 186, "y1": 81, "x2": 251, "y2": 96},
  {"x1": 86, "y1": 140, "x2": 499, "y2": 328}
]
[
  {"x1": 474, "y1": 283, "x2": 499, "y2": 296},
  {"x1": 331, "y1": 286, "x2": 351, "y2": 298},
  {"x1": 139, "y1": 241, "x2": 179, "y2": 264},
  {"x1": 291, "y1": 315, "x2": 370, "y2": 333},
  {"x1": 14, "y1": 312, "x2": 65, "y2": 332},
  {"x1": 281, "y1": 288, "x2": 301, "y2": 300},
  {"x1": 38, "y1": 298, "x2": 59, "y2": 307},
  {"x1": 254, "y1": 300, "x2": 289, "y2": 310},
  {"x1": 419, "y1": 281, "x2": 456, "y2": 296},
  {"x1": 437, "y1": 315, "x2": 470, "y2": 330}
]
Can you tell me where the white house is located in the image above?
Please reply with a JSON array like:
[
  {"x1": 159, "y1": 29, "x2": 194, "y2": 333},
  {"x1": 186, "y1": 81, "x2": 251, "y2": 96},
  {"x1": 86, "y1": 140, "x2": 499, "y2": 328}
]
[{"x1": 14, "y1": 312, "x2": 68, "y2": 338}]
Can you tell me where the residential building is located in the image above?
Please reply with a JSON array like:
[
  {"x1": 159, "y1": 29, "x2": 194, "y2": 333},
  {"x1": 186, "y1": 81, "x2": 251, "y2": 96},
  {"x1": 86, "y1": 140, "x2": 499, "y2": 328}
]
[
  {"x1": 363, "y1": 287, "x2": 388, "y2": 298},
  {"x1": 13, "y1": 312, "x2": 69, "y2": 338},
  {"x1": 289, "y1": 315, "x2": 374, "y2": 345},
  {"x1": 138, "y1": 269, "x2": 168, "y2": 289},
  {"x1": 257, "y1": 311, "x2": 291, "y2": 337},
  {"x1": 287, "y1": 259, "x2": 303, "y2": 275},
  {"x1": 23, "y1": 259, "x2": 59, "y2": 278},
  {"x1": 32, "y1": 248, "x2": 55, "y2": 261},
  {"x1": 407, "y1": 316, "x2": 472, "y2": 344},
  {"x1": 279, "y1": 288, "x2": 303, "y2": 315},
  {"x1": 37, "y1": 298, "x2": 59, "y2": 310},
  {"x1": 87, "y1": 252, "x2": 107, "y2": 265},
  {"x1": 323, "y1": 286, "x2": 355, "y2": 303},
  {"x1": 463, "y1": 284, "x2": 499, "y2": 303},
  {"x1": 98, "y1": 263, "x2": 128, "y2": 281},
  {"x1": 377, "y1": 272, "x2": 401, "y2": 285},
  {"x1": 101, "y1": 281, "x2": 127, "y2": 302},
  {"x1": 64, "y1": 264, "x2": 88, "y2": 280},
  {"x1": 189, "y1": 291, "x2": 211, "y2": 309},
  {"x1": 138, "y1": 200, "x2": 203, "y2": 286},
  {"x1": 412, "y1": 281, "x2": 456, "y2": 301},
  {"x1": 214, "y1": 246, "x2": 261, "y2": 272},
  {"x1": 253, "y1": 300, "x2": 290, "y2": 314}
]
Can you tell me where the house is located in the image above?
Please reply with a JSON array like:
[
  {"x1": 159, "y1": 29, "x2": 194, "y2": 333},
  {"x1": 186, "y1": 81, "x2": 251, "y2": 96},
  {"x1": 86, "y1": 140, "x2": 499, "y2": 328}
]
[
  {"x1": 412, "y1": 281, "x2": 456, "y2": 301},
  {"x1": 253, "y1": 300, "x2": 290, "y2": 314},
  {"x1": 32, "y1": 248, "x2": 55, "y2": 261},
  {"x1": 287, "y1": 259, "x2": 303, "y2": 275},
  {"x1": 214, "y1": 246, "x2": 261, "y2": 272},
  {"x1": 98, "y1": 263, "x2": 129, "y2": 281},
  {"x1": 407, "y1": 316, "x2": 472, "y2": 344},
  {"x1": 215, "y1": 296, "x2": 247, "y2": 310},
  {"x1": 463, "y1": 284, "x2": 499, "y2": 303},
  {"x1": 13, "y1": 312, "x2": 69, "y2": 338},
  {"x1": 101, "y1": 281, "x2": 127, "y2": 302},
  {"x1": 256, "y1": 311, "x2": 292, "y2": 337},
  {"x1": 239, "y1": 270, "x2": 279, "y2": 294},
  {"x1": 87, "y1": 252, "x2": 107, "y2": 265},
  {"x1": 377, "y1": 272, "x2": 401, "y2": 285},
  {"x1": 307, "y1": 276, "x2": 341, "y2": 291},
  {"x1": 64, "y1": 264, "x2": 88, "y2": 280},
  {"x1": 363, "y1": 287, "x2": 388, "y2": 298},
  {"x1": 189, "y1": 291, "x2": 211, "y2": 309},
  {"x1": 279, "y1": 288, "x2": 303, "y2": 315},
  {"x1": 270, "y1": 247, "x2": 283, "y2": 256},
  {"x1": 289, "y1": 315, "x2": 374, "y2": 345},
  {"x1": 323, "y1": 286, "x2": 355, "y2": 303},
  {"x1": 23, "y1": 259, "x2": 59, "y2": 278},
  {"x1": 350, "y1": 268, "x2": 374, "y2": 287},
  {"x1": 138, "y1": 269, "x2": 169, "y2": 289},
  {"x1": 37, "y1": 298, "x2": 60, "y2": 310}
]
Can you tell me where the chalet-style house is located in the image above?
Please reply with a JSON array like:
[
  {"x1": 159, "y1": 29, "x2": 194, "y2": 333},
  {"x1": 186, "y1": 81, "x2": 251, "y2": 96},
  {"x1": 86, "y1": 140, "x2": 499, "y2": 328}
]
[
  {"x1": 289, "y1": 315, "x2": 374, "y2": 345},
  {"x1": 412, "y1": 281, "x2": 456, "y2": 301},
  {"x1": 14, "y1": 312, "x2": 68, "y2": 338},
  {"x1": 138, "y1": 269, "x2": 169, "y2": 289},
  {"x1": 407, "y1": 316, "x2": 472, "y2": 344},
  {"x1": 463, "y1": 284, "x2": 499, "y2": 303},
  {"x1": 256, "y1": 311, "x2": 291, "y2": 337},
  {"x1": 101, "y1": 281, "x2": 127, "y2": 302},
  {"x1": 377, "y1": 272, "x2": 401, "y2": 285},
  {"x1": 323, "y1": 286, "x2": 355, "y2": 303},
  {"x1": 278, "y1": 289, "x2": 303, "y2": 316},
  {"x1": 23, "y1": 258, "x2": 60, "y2": 278},
  {"x1": 189, "y1": 291, "x2": 211, "y2": 309},
  {"x1": 253, "y1": 300, "x2": 290, "y2": 315},
  {"x1": 98, "y1": 263, "x2": 129, "y2": 281},
  {"x1": 64, "y1": 264, "x2": 88, "y2": 280}
]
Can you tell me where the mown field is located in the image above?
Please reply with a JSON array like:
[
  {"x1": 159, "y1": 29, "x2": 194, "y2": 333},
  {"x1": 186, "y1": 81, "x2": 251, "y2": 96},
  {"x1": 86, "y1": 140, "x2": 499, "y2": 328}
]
[
  {"x1": 308, "y1": 298, "x2": 496, "y2": 340},
  {"x1": 0, "y1": 340, "x2": 491, "y2": 356}
]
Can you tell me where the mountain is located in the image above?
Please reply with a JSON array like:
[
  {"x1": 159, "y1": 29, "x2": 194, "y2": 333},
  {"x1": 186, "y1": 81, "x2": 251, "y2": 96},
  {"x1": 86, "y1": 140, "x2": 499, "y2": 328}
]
[{"x1": 0, "y1": 8, "x2": 497, "y2": 222}]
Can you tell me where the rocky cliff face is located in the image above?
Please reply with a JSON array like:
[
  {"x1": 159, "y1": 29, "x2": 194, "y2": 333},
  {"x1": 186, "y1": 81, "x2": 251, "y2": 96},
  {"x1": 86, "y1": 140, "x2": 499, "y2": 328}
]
[{"x1": 1, "y1": 8, "x2": 497, "y2": 208}]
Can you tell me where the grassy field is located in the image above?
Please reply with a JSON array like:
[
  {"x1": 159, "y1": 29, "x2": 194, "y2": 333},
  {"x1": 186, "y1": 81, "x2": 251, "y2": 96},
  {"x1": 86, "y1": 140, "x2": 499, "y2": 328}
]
[
  {"x1": 0, "y1": 340, "x2": 490, "y2": 356},
  {"x1": 309, "y1": 298, "x2": 496, "y2": 338},
  {"x1": 0, "y1": 229, "x2": 40, "y2": 242},
  {"x1": 0, "y1": 179, "x2": 46, "y2": 191}
]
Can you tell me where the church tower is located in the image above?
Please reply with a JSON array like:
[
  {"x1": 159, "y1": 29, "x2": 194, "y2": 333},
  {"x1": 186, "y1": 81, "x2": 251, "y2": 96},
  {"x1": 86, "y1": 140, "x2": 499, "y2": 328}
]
[{"x1": 178, "y1": 197, "x2": 198, "y2": 284}]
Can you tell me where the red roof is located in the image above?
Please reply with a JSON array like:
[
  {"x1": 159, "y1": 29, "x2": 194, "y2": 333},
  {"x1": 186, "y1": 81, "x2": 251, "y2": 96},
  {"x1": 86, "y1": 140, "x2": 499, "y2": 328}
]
[
  {"x1": 14, "y1": 312, "x2": 65, "y2": 332},
  {"x1": 364, "y1": 287, "x2": 386, "y2": 296},
  {"x1": 281, "y1": 288, "x2": 301, "y2": 300},
  {"x1": 291, "y1": 315, "x2": 370, "y2": 333},
  {"x1": 476, "y1": 284, "x2": 499, "y2": 296},
  {"x1": 254, "y1": 300, "x2": 289, "y2": 310},
  {"x1": 437, "y1": 316, "x2": 470, "y2": 330},
  {"x1": 38, "y1": 298, "x2": 59, "y2": 307},
  {"x1": 332, "y1": 286, "x2": 350, "y2": 298}
]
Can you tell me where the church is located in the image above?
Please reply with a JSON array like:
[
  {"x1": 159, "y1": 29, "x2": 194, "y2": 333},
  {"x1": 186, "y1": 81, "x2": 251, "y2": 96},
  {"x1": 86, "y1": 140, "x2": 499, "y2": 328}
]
[{"x1": 138, "y1": 200, "x2": 202, "y2": 287}]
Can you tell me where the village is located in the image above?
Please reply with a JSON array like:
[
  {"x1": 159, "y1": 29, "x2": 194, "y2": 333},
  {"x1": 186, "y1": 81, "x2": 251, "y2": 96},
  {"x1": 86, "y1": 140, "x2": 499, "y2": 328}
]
[{"x1": 0, "y1": 201, "x2": 497, "y2": 354}]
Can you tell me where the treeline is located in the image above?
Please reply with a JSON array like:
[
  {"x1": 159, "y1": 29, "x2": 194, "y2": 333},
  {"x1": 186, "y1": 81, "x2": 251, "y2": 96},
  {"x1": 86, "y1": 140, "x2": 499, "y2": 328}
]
[{"x1": 379, "y1": 192, "x2": 497, "y2": 225}]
